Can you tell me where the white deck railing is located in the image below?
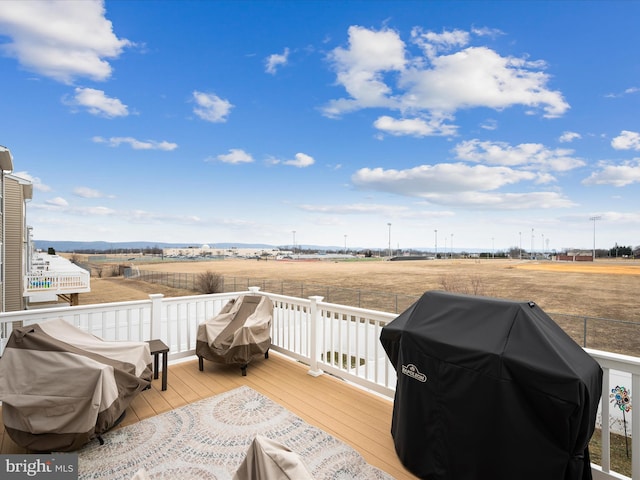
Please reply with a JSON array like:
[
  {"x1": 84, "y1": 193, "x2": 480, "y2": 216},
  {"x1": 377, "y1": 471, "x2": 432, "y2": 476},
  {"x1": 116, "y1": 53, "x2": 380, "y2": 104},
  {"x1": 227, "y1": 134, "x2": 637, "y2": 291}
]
[
  {"x1": 24, "y1": 252, "x2": 91, "y2": 296},
  {"x1": 0, "y1": 287, "x2": 636, "y2": 480},
  {"x1": 23, "y1": 271, "x2": 91, "y2": 294}
]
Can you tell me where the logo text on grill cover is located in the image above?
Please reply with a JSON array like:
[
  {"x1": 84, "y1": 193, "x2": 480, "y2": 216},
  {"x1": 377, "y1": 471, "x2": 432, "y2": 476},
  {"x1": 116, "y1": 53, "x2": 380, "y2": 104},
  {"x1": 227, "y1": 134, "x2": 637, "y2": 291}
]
[{"x1": 401, "y1": 363, "x2": 427, "y2": 382}]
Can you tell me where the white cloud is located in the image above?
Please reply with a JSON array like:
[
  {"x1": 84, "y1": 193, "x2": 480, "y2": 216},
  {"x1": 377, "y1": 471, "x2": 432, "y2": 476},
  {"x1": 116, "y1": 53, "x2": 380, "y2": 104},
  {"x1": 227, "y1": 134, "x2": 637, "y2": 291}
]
[
  {"x1": 46, "y1": 197, "x2": 69, "y2": 207},
  {"x1": 471, "y1": 26, "x2": 505, "y2": 39},
  {"x1": 92, "y1": 136, "x2": 178, "y2": 151},
  {"x1": 31, "y1": 202, "x2": 200, "y2": 224},
  {"x1": 400, "y1": 46, "x2": 568, "y2": 117},
  {"x1": 32, "y1": 201, "x2": 118, "y2": 216},
  {"x1": 417, "y1": 191, "x2": 576, "y2": 209},
  {"x1": 351, "y1": 162, "x2": 576, "y2": 210},
  {"x1": 192, "y1": 91, "x2": 233, "y2": 123},
  {"x1": 270, "y1": 153, "x2": 315, "y2": 168},
  {"x1": 611, "y1": 130, "x2": 640, "y2": 151},
  {"x1": 411, "y1": 27, "x2": 470, "y2": 59},
  {"x1": 583, "y1": 159, "x2": 640, "y2": 187},
  {"x1": 284, "y1": 153, "x2": 315, "y2": 168},
  {"x1": 352, "y1": 163, "x2": 536, "y2": 196},
  {"x1": 323, "y1": 26, "x2": 407, "y2": 117},
  {"x1": 324, "y1": 26, "x2": 569, "y2": 123},
  {"x1": 605, "y1": 87, "x2": 640, "y2": 98},
  {"x1": 265, "y1": 48, "x2": 290, "y2": 74},
  {"x1": 73, "y1": 186, "x2": 104, "y2": 198},
  {"x1": 480, "y1": 119, "x2": 498, "y2": 131},
  {"x1": 11, "y1": 171, "x2": 51, "y2": 191},
  {"x1": 454, "y1": 139, "x2": 585, "y2": 171},
  {"x1": 373, "y1": 115, "x2": 457, "y2": 137},
  {"x1": 214, "y1": 149, "x2": 254, "y2": 164},
  {"x1": 0, "y1": 0, "x2": 131, "y2": 83},
  {"x1": 79, "y1": 206, "x2": 116, "y2": 216},
  {"x1": 127, "y1": 209, "x2": 200, "y2": 224},
  {"x1": 559, "y1": 131, "x2": 581, "y2": 143},
  {"x1": 298, "y1": 203, "x2": 409, "y2": 215},
  {"x1": 593, "y1": 211, "x2": 640, "y2": 223},
  {"x1": 65, "y1": 87, "x2": 128, "y2": 117}
]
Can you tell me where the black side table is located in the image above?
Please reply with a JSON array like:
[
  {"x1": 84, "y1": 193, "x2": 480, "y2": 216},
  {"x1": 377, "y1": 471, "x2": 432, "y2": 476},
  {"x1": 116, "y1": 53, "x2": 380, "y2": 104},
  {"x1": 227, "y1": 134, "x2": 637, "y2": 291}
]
[{"x1": 146, "y1": 339, "x2": 169, "y2": 391}]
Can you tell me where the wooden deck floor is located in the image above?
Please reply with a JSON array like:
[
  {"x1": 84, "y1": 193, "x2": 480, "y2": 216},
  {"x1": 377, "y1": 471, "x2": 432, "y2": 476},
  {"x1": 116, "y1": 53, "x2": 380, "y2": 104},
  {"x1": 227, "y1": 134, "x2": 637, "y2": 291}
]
[{"x1": 1, "y1": 352, "x2": 416, "y2": 479}]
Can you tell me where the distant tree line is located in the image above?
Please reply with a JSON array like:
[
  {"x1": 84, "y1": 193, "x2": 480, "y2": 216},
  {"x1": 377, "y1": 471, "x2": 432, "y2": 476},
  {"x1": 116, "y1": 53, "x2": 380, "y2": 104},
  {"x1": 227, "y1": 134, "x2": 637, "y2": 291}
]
[
  {"x1": 62, "y1": 243, "x2": 640, "y2": 259},
  {"x1": 608, "y1": 245, "x2": 635, "y2": 258}
]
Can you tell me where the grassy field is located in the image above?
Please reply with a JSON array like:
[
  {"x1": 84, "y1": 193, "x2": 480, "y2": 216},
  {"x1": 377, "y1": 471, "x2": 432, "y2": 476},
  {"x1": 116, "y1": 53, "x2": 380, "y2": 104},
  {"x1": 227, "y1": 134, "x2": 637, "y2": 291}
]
[{"x1": 80, "y1": 256, "x2": 640, "y2": 316}]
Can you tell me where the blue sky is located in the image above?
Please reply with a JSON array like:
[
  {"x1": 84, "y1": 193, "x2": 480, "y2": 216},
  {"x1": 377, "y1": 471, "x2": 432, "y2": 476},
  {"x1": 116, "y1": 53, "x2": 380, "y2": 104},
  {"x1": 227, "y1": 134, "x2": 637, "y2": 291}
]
[{"x1": 1, "y1": 1, "x2": 639, "y2": 253}]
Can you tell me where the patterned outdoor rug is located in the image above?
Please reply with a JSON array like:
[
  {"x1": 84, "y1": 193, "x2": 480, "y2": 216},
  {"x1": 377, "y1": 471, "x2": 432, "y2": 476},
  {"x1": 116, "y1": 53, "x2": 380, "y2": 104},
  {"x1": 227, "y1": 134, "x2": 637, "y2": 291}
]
[{"x1": 77, "y1": 385, "x2": 394, "y2": 479}]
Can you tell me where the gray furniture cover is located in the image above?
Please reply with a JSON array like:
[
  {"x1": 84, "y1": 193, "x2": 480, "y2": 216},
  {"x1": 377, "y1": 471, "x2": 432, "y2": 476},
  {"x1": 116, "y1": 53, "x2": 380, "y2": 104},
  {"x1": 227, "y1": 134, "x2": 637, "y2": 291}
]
[
  {"x1": 0, "y1": 318, "x2": 152, "y2": 452},
  {"x1": 380, "y1": 291, "x2": 603, "y2": 480},
  {"x1": 196, "y1": 294, "x2": 273, "y2": 376},
  {"x1": 233, "y1": 435, "x2": 314, "y2": 480}
]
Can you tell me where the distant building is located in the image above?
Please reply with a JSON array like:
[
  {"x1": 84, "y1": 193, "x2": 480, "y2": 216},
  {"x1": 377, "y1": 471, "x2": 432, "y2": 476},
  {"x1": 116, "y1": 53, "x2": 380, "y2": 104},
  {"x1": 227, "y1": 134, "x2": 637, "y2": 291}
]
[
  {"x1": 1, "y1": 146, "x2": 33, "y2": 312},
  {"x1": 162, "y1": 246, "x2": 283, "y2": 259},
  {"x1": 557, "y1": 252, "x2": 594, "y2": 262}
]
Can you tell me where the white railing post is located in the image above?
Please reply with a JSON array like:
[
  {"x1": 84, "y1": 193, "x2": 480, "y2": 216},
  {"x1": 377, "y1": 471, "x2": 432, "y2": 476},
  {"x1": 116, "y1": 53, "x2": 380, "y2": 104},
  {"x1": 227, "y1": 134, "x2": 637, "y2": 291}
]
[
  {"x1": 633, "y1": 373, "x2": 640, "y2": 479},
  {"x1": 308, "y1": 295, "x2": 324, "y2": 377},
  {"x1": 149, "y1": 294, "x2": 164, "y2": 340}
]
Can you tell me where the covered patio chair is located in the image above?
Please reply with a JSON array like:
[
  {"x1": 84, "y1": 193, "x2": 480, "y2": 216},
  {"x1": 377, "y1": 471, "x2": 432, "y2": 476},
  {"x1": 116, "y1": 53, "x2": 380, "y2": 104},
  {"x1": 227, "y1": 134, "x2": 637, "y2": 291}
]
[
  {"x1": 196, "y1": 294, "x2": 273, "y2": 376},
  {"x1": 0, "y1": 318, "x2": 152, "y2": 452}
]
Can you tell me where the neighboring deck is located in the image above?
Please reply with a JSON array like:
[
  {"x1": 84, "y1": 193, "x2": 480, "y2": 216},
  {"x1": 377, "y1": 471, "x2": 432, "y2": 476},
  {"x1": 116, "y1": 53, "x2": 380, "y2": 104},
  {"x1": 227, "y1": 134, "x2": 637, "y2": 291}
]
[
  {"x1": 24, "y1": 253, "x2": 91, "y2": 304},
  {"x1": 0, "y1": 352, "x2": 416, "y2": 480}
]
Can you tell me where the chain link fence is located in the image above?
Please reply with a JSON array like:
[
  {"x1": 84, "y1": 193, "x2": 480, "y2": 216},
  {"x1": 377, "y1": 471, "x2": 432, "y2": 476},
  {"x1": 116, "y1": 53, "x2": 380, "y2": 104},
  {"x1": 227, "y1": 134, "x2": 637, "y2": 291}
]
[
  {"x1": 127, "y1": 268, "x2": 418, "y2": 313},
  {"x1": 127, "y1": 268, "x2": 640, "y2": 356}
]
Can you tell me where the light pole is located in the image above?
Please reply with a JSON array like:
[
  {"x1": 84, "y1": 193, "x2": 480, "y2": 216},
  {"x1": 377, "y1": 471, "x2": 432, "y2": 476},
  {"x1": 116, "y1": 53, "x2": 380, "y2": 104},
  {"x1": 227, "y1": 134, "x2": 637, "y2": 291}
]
[
  {"x1": 292, "y1": 230, "x2": 296, "y2": 256},
  {"x1": 387, "y1": 223, "x2": 392, "y2": 258},
  {"x1": 531, "y1": 228, "x2": 534, "y2": 260},
  {"x1": 590, "y1": 216, "x2": 601, "y2": 261},
  {"x1": 434, "y1": 229, "x2": 438, "y2": 258},
  {"x1": 450, "y1": 233, "x2": 453, "y2": 259},
  {"x1": 492, "y1": 237, "x2": 495, "y2": 259},
  {"x1": 344, "y1": 234, "x2": 347, "y2": 255},
  {"x1": 519, "y1": 231, "x2": 522, "y2": 260}
]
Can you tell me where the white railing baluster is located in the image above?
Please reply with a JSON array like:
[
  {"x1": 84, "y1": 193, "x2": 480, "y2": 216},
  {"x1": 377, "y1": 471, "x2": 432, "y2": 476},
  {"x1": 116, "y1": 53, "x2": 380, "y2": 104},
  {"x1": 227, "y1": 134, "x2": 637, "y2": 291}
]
[
  {"x1": 633, "y1": 372, "x2": 640, "y2": 479},
  {"x1": 308, "y1": 296, "x2": 322, "y2": 377},
  {"x1": 286, "y1": 300, "x2": 292, "y2": 352},
  {"x1": 601, "y1": 366, "x2": 611, "y2": 473},
  {"x1": 361, "y1": 316, "x2": 367, "y2": 379},
  {"x1": 149, "y1": 293, "x2": 163, "y2": 340}
]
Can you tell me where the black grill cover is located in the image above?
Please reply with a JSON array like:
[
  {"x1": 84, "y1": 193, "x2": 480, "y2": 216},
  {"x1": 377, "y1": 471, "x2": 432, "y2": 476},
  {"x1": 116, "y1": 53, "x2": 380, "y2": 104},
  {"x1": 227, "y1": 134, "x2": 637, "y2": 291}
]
[{"x1": 380, "y1": 291, "x2": 602, "y2": 480}]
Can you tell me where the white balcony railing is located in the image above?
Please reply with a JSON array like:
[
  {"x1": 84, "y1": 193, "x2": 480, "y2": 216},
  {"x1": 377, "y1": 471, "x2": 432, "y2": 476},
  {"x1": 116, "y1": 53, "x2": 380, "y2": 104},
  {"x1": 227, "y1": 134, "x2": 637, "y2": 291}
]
[
  {"x1": 24, "y1": 252, "x2": 91, "y2": 297},
  {"x1": 0, "y1": 287, "x2": 636, "y2": 480},
  {"x1": 24, "y1": 271, "x2": 91, "y2": 295}
]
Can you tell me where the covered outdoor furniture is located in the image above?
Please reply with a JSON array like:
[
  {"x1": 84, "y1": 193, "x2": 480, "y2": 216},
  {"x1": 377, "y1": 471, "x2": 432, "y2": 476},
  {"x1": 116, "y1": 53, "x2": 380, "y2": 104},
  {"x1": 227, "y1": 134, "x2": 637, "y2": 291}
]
[
  {"x1": 0, "y1": 318, "x2": 152, "y2": 452},
  {"x1": 380, "y1": 291, "x2": 603, "y2": 480},
  {"x1": 196, "y1": 294, "x2": 273, "y2": 376},
  {"x1": 233, "y1": 435, "x2": 314, "y2": 480}
]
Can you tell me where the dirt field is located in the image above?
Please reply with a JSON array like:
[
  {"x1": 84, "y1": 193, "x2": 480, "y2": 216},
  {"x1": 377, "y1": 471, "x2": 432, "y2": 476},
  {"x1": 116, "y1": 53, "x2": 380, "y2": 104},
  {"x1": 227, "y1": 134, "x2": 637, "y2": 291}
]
[{"x1": 78, "y1": 257, "x2": 639, "y2": 320}]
